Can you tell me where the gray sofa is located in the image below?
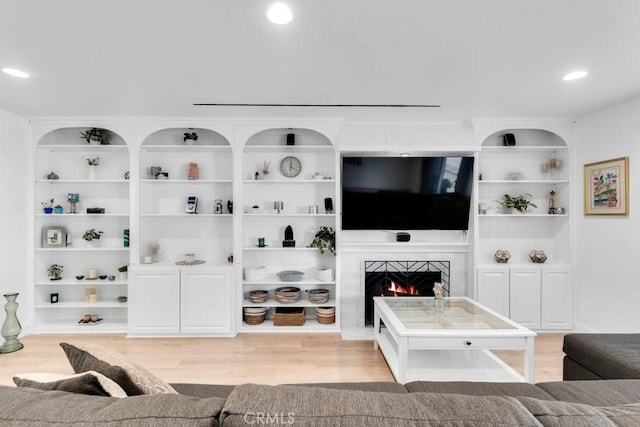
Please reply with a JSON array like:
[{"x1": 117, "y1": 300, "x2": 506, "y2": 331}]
[
  {"x1": 3, "y1": 378, "x2": 640, "y2": 426},
  {"x1": 563, "y1": 333, "x2": 640, "y2": 380}
]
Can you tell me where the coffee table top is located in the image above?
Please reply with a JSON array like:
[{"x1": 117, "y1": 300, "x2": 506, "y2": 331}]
[{"x1": 374, "y1": 296, "x2": 535, "y2": 336}]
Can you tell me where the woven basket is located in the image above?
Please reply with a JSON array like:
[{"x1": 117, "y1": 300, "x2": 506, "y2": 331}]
[
  {"x1": 243, "y1": 312, "x2": 266, "y2": 325},
  {"x1": 316, "y1": 313, "x2": 335, "y2": 325},
  {"x1": 249, "y1": 290, "x2": 269, "y2": 303},
  {"x1": 307, "y1": 289, "x2": 330, "y2": 304},
  {"x1": 273, "y1": 307, "x2": 305, "y2": 326},
  {"x1": 275, "y1": 287, "x2": 301, "y2": 304}
]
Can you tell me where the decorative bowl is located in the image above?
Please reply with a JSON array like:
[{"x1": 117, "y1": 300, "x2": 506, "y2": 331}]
[
  {"x1": 275, "y1": 286, "x2": 301, "y2": 303},
  {"x1": 277, "y1": 270, "x2": 305, "y2": 282},
  {"x1": 244, "y1": 265, "x2": 266, "y2": 282},
  {"x1": 98, "y1": 275, "x2": 108, "y2": 280},
  {"x1": 316, "y1": 306, "x2": 336, "y2": 315},
  {"x1": 117, "y1": 296, "x2": 128, "y2": 303},
  {"x1": 244, "y1": 306, "x2": 267, "y2": 314},
  {"x1": 315, "y1": 267, "x2": 334, "y2": 282},
  {"x1": 75, "y1": 275, "x2": 84, "y2": 280},
  {"x1": 108, "y1": 275, "x2": 116, "y2": 281},
  {"x1": 249, "y1": 290, "x2": 269, "y2": 303},
  {"x1": 307, "y1": 289, "x2": 330, "y2": 304}
]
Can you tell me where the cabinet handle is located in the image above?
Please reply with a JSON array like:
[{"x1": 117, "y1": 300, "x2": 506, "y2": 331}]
[{"x1": 465, "y1": 341, "x2": 472, "y2": 346}]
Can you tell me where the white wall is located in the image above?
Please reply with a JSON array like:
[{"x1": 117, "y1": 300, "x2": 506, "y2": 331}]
[
  {"x1": 0, "y1": 108, "x2": 30, "y2": 328},
  {"x1": 574, "y1": 95, "x2": 640, "y2": 332}
]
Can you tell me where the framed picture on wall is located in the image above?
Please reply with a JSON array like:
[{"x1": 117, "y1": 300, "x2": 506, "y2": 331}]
[
  {"x1": 584, "y1": 157, "x2": 629, "y2": 216},
  {"x1": 42, "y1": 226, "x2": 67, "y2": 248}
]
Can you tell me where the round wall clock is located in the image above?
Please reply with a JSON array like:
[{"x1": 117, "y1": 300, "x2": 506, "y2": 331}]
[{"x1": 280, "y1": 156, "x2": 302, "y2": 178}]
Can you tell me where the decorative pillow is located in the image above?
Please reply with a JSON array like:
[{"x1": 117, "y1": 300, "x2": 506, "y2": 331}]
[
  {"x1": 59, "y1": 342, "x2": 177, "y2": 396},
  {"x1": 13, "y1": 371, "x2": 127, "y2": 398}
]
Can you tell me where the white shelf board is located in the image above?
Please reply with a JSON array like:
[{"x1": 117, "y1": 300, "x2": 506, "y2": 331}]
[
  {"x1": 242, "y1": 298, "x2": 337, "y2": 308},
  {"x1": 37, "y1": 145, "x2": 128, "y2": 152},
  {"x1": 243, "y1": 145, "x2": 334, "y2": 153},
  {"x1": 243, "y1": 179, "x2": 335, "y2": 184},
  {"x1": 141, "y1": 144, "x2": 231, "y2": 152},
  {"x1": 139, "y1": 213, "x2": 232, "y2": 218},
  {"x1": 243, "y1": 247, "x2": 318, "y2": 252},
  {"x1": 239, "y1": 319, "x2": 338, "y2": 332},
  {"x1": 479, "y1": 214, "x2": 568, "y2": 218},
  {"x1": 243, "y1": 278, "x2": 336, "y2": 286},
  {"x1": 35, "y1": 301, "x2": 128, "y2": 309},
  {"x1": 479, "y1": 180, "x2": 569, "y2": 184},
  {"x1": 36, "y1": 280, "x2": 127, "y2": 286},
  {"x1": 33, "y1": 320, "x2": 128, "y2": 334},
  {"x1": 139, "y1": 179, "x2": 232, "y2": 184},
  {"x1": 243, "y1": 213, "x2": 335, "y2": 217},
  {"x1": 35, "y1": 179, "x2": 129, "y2": 184},
  {"x1": 35, "y1": 213, "x2": 128, "y2": 217},
  {"x1": 480, "y1": 146, "x2": 568, "y2": 153},
  {"x1": 36, "y1": 247, "x2": 130, "y2": 252}
]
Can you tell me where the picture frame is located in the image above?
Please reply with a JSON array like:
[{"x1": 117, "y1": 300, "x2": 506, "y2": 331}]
[
  {"x1": 42, "y1": 226, "x2": 67, "y2": 248},
  {"x1": 584, "y1": 157, "x2": 629, "y2": 216}
]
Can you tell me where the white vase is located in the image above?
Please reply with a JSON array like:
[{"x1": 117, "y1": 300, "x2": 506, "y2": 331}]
[{"x1": 510, "y1": 208, "x2": 525, "y2": 214}]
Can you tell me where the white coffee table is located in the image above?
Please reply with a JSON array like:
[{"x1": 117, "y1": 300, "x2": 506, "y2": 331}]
[{"x1": 373, "y1": 296, "x2": 536, "y2": 384}]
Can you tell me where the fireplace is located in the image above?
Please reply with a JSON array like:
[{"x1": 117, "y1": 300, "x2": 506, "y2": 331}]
[{"x1": 364, "y1": 261, "x2": 450, "y2": 325}]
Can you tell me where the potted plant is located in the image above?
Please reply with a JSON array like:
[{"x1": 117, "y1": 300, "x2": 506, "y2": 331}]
[
  {"x1": 41, "y1": 199, "x2": 54, "y2": 214},
  {"x1": 47, "y1": 264, "x2": 63, "y2": 281},
  {"x1": 183, "y1": 131, "x2": 198, "y2": 144},
  {"x1": 54, "y1": 204, "x2": 63, "y2": 214},
  {"x1": 117, "y1": 265, "x2": 128, "y2": 281},
  {"x1": 309, "y1": 226, "x2": 336, "y2": 255},
  {"x1": 80, "y1": 128, "x2": 110, "y2": 145},
  {"x1": 498, "y1": 193, "x2": 537, "y2": 213},
  {"x1": 83, "y1": 228, "x2": 103, "y2": 247}
]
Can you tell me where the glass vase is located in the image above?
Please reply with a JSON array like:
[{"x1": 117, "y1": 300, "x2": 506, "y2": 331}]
[{"x1": 0, "y1": 292, "x2": 24, "y2": 353}]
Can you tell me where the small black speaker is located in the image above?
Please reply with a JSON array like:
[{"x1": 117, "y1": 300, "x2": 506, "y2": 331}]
[
  {"x1": 396, "y1": 232, "x2": 411, "y2": 242},
  {"x1": 286, "y1": 133, "x2": 295, "y2": 145},
  {"x1": 503, "y1": 133, "x2": 516, "y2": 146}
]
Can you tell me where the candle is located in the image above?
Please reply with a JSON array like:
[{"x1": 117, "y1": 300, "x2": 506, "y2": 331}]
[{"x1": 87, "y1": 269, "x2": 97, "y2": 279}]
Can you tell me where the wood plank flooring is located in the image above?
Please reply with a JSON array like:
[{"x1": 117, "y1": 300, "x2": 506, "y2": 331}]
[{"x1": 0, "y1": 333, "x2": 565, "y2": 387}]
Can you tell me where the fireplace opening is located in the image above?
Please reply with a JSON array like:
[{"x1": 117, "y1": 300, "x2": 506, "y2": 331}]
[{"x1": 364, "y1": 261, "x2": 450, "y2": 325}]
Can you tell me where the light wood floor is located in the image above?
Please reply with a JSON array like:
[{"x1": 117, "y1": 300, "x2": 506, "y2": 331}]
[{"x1": 0, "y1": 333, "x2": 565, "y2": 387}]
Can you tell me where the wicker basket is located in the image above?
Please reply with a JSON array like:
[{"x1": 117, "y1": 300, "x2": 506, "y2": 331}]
[
  {"x1": 273, "y1": 307, "x2": 305, "y2": 326},
  {"x1": 275, "y1": 287, "x2": 301, "y2": 304},
  {"x1": 249, "y1": 290, "x2": 269, "y2": 303},
  {"x1": 316, "y1": 313, "x2": 335, "y2": 325},
  {"x1": 307, "y1": 289, "x2": 330, "y2": 304},
  {"x1": 243, "y1": 312, "x2": 266, "y2": 325}
]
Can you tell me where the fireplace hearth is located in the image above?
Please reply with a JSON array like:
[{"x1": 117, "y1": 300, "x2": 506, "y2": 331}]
[{"x1": 364, "y1": 261, "x2": 450, "y2": 325}]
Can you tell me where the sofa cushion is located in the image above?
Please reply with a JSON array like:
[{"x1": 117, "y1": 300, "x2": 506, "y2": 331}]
[
  {"x1": 405, "y1": 380, "x2": 554, "y2": 400},
  {"x1": 563, "y1": 334, "x2": 640, "y2": 379},
  {"x1": 220, "y1": 384, "x2": 540, "y2": 426},
  {"x1": 284, "y1": 381, "x2": 408, "y2": 393},
  {"x1": 60, "y1": 342, "x2": 177, "y2": 396},
  {"x1": 516, "y1": 396, "x2": 640, "y2": 427},
  {"x1": 563, "y1": 356, "x2": 604, "y2": 380},
  {"x1": 0, "y1": 385, "x2": 224, "y2": 427},
  {"x1": 171, "y1": 383, "x2": 237, "y2": 399},
  {"x1": 538, "y1": 380, "x2": 640, "y2": 406},
  {"x1": 13, "y1": 371, "x2": 127, "y2": 398}
]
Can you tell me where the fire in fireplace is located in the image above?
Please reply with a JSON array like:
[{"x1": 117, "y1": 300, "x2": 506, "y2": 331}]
[{"x1": 364, "y1": 261, "x2": 450, "y2": 325}]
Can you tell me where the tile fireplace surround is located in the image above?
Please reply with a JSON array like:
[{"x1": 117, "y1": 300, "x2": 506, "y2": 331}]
[{"x1": 340, "y1": 246, "x2": 470, "y2": 339}]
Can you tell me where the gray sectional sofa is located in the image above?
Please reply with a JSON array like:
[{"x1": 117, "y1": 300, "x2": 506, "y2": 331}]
[{"x1": 2, "y1": 334, "x2": 640, "y2": 426}]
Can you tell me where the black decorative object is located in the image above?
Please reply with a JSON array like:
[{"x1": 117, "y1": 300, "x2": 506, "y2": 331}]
[
  {"x1": 286, "y1": 133, "x2": 295, "y2": 146},
  {"x1": 324, "y1": 197, "x2": 334, "y2": 214},
  {"x1": 282, "y1": 225, "x2": 296, "y2": 247},
  {"x1": 396, "y1": 232, "x2": 411, "y2": 242},
  {"x1": 87, "y1": 207, "x2": 105, "y2": 214},
  {"x1": 503, "y1": 133, "x2": 516, "y2": 146},
  {"x1": 227, "y1": 200, "x2": 233, "y2": 214}
]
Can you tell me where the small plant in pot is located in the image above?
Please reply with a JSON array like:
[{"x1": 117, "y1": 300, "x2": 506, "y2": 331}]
[
  {"x1": 309, "y1": 226, "x2": 336, "y2": 255},
  {"x1": 117, "y1": 265, "x2": 128, "y2": 280},
  {"x1": 498, "y1": 193, "x2": 537, "y2": 213},
  {"x1": 80, "y1": 128, "x2": 110, "y2": 145},
  {"x1": 47, "y1": 264, "x2": 63, "y2": 281},
  {"x1": 83, "y1": 228, "x2": 103, "y2": 246},
  {"x1": 41, "y1": 198, "x2": 54, "y2": 214},
  {"x1": 183, "y1": 131, "x2": 198, "y2": 144}
]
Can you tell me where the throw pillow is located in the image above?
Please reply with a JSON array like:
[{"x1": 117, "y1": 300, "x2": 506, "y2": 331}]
[
  {"x1": 13, "y1": 371, "x2": 127, "y2": 398},
  {"x1": 59, "y1": 342, "x2": 177, "y2": 396}
]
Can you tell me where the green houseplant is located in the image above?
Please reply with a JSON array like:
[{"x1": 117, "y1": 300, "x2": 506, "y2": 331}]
[
  {"x1": 80, "y1": 128, "x2": 110, "y2": 145},
  {"x1": 309, "y1": 226, "x2": 336, "y2": 255},
  {"x1": 47, "y1": 264, "x2": 63, "y2": 281},
  {"x1": 82, "y1": 229, "x2": 103, "y2": 241},
  {"x1": 499, "y1": 193, "x2": 537, "y2": 213}
]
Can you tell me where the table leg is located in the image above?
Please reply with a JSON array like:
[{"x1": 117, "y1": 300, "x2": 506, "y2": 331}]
[
  {"x1": 373, "y1": 308, "x2": 380, "y2": 350},
  {"x1": 524, "y1": 336, "x2": 535, "y2": 382},
  {"x1": 397, "y1": 336, "x2": 408, "y2": 383}
]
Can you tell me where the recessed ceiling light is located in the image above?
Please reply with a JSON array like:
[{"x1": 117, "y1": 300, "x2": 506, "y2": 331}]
[
  {"x1": 563, "y1": 70, "x2": 588, "y2": 81},
  {"x1": 267, "y1": 2, "x2": 293, "y2": 24},
  {"x1": 2, "y1": 67, "x2": 29, "y2": 78}
]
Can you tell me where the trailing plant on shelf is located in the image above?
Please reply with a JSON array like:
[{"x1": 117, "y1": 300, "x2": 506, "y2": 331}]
[
  {"x1": 183, "y1": 131, "x2": 198, "y2": 142},
  {"x1": 498, "y1": 193, "x2": 537, "y2": 213},
  {"x1": 41, "y1": 198, "x2": 54, "y2": 213},
  {"x1": 80, "y1": 128, "x2": 110, "y2": 144},
  {"x1": 47, "y1": 264, "x2": 63, "y2": 281},
  {"x1": 309, "y1": 226, "x2": 336, "y2": 255},
  {"x1": 82, "y1": 228, "x2": 103, "y2": 241}
]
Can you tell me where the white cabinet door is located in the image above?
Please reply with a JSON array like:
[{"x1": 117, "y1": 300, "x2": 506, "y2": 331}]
[
  {"x1": 509, "y1": 267, "x2": 541, "y2": 329},
  {"x1": 128, "y1": 268, "x2": 180, "y2": 334},
  {"x1": 181, "y1": 268, "x2": 233, "y2": 334},
  {"x1": 541, "y1": 267, "x2": 572, "y2": 330},
  {"x1": 476, "y1": 267, "x2": 510, "y2": 317}
]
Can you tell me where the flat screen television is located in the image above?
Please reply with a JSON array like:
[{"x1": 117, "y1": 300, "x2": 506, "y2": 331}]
[{"x1": 341, "y1": 156, "x2": 474, "y2": 230}]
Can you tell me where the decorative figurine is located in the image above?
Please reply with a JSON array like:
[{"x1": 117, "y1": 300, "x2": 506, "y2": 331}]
[
  {"x1": 494, "y1": 250, "x2": 511, "y2": 263},
  {"x1": 227, "y1": 200, "x2": 233, "y2": 214},
  {"x1": 47, "y1": 171, "x2": 59, "y2": 180},
  {"x1": 68, "y1": 193, "x2": 80, "y2": 214},
  {"x1": 282, "y1": 225, "x2": 296, "y2": 247},
  {"x1": 529, "y1": 250, "x2": 548, "y2": 263},
  {"x1": 187, "y1": 162, "x2": 199, "y2": 180},
  {"x1": 548, "y1": 190, "x2": 556, "y2": 214}
]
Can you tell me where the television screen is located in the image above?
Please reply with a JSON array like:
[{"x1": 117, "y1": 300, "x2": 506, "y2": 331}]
[{"x1": 341, "y1": 156, "x2": 474, "y2": 230}]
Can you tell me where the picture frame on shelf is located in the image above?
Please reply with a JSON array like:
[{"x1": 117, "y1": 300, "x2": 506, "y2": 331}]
[
  {"x1": 584, "y1": 157, "x2": 629, "y2": 216},
  {"x1": 42, "y1": 226, "x2": 67, "y2": 248}
]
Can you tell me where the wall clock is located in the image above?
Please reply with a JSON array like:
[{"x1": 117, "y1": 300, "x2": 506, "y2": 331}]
[{"x1": 280, "y1": 156, "x2": 302, "y2": 178}]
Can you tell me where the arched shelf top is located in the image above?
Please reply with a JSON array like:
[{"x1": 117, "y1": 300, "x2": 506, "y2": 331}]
[
  {"x1": 481, "y1": 128, "x2": 567, "y2": 149},
  {"x1": 140, "y1": 127, "x2": 231, "y2": 150},
  {"x1": 244, "y1": 127, "x2": 334, "y2": 150},
  {"x1": 37, "y1": 126, "x2": 128, "y2": 150}
]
